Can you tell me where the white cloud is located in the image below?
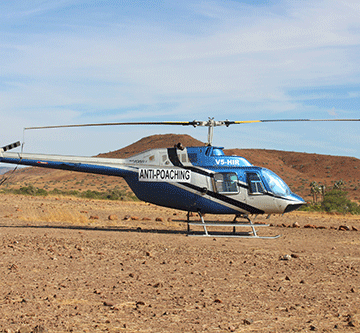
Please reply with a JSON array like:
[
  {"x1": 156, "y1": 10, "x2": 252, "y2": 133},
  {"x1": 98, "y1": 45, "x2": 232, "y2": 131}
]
[{"x1": 0, "y1": 0, "x2": 359, "y2": 157}]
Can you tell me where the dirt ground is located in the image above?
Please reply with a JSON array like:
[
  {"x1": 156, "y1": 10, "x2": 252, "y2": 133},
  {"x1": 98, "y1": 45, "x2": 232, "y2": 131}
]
[{"x1": 0, "y1": 193, "x2": 359, "y2": 333}]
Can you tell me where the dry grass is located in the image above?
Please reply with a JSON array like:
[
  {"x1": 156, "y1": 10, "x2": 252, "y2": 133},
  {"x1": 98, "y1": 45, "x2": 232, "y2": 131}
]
[{"x1": 19, "y1": 207, "x2": 89, "y2": 225}]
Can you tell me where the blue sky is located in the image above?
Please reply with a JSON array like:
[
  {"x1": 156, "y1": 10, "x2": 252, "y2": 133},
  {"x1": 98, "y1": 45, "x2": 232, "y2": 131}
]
[{"x1": 1, "y1": 0, "x2": 359, "y2": 158}]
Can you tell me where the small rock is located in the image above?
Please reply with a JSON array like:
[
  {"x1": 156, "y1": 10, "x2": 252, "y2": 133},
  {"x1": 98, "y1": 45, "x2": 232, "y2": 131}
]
[
  {"x1": 131, "y1": 216, "x2": 139, "y2": 220},
  {"x1": 243, "y1": 319, "x2": 253, "y2": 325},
  {"x1": 214, "y1": 299, "x2": 223, "y2": 304},
  {"x1": 89, "y1": 215, "x2": 99, "y2": 220},
  {"x1": 285, "y1": 276, "x2": 291, "y2": 281},
  {"x1": 103, "y1": 301, "x2": 115, "y2": 307},
  {"x1": 33, "y1": 325, "x2": 48, "y2": 333},
  {"x1": 309, "y1": 325, "x2": 317, "y2": 331},
  {"x1": 155, "y1": 217, "x2": 164, "y2": 222},
  {"x1": 291, "y1": 253, "x2": 299, "y2": 258},
  {"x1": 304, "y1": 224, "x2": 316, "y2": 229},
  {"x1": 8, "y1": 263, "x2": 18, "y2": 271},
  {"x1": 280, "y1": 254, "x2": 291, "y2": 261},
  {"x1": 18, "y1": 327, "x2": 31, "y2": 333},
  {"x1": 339, "y1": 225, "x2": 350, "y2": 231},
  {"x1": 75, "y1": 245, "x2": 83, "y2": 251},
  {"x1": 142, "y1": 217, "x2": 151, "y2": 221},
  {"x1": 352, "y1": 226, "x2": 358, "y2": 231},
  {"x1": 123, "y1": 215, "x2": 131, "y2": 220},
  {"x1": 292, "y1": 222, "x2": 300, "y2": 228},
  {"x1": 108, "y1": 214, "x2": 118, "y2": 221}
]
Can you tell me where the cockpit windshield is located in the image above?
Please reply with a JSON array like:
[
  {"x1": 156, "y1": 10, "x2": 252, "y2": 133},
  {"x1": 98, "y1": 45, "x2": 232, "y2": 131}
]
[{"x1": 262, "y1": 169, "x2": 291, "y2": 197}]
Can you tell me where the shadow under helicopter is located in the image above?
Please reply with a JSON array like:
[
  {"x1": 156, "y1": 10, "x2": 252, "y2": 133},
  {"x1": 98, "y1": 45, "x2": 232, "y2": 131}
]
[{"x1": 0, "y1": 219, "x2": 278, "y2": 237}]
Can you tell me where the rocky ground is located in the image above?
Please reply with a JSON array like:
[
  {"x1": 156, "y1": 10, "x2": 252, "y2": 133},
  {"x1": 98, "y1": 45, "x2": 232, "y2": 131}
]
[{"x1": 0, "y1": 193, "x2": 359, "y2": 333}]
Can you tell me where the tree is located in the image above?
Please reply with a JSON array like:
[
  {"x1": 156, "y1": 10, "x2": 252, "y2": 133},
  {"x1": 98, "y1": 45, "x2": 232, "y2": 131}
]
[{"x1": 310, "y1": 181, "x2": 321, "y2": 203}]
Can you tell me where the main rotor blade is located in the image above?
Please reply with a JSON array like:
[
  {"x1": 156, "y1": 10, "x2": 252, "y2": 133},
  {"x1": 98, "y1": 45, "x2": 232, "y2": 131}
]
[
  {"x1": 24, "y1": 121, "x2": 195, "y2": 131},
  {"x1": 227, "y1": 118, "x2": 360, "y2": 125},
  {"x1": 24, "y1": 118, "x2": 360, "y2": 131}
]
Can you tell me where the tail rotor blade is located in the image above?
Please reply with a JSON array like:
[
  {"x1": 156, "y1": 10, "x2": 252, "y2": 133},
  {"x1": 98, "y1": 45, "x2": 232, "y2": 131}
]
[{"x1": 1, "y1": 141, "x2": 21, "y2": 152}]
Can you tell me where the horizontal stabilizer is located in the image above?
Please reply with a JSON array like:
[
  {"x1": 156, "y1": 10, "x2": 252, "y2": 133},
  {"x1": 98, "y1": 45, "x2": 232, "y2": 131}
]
[{"x1": 2, "y1": 141, "x2": 21, "y2": 152}]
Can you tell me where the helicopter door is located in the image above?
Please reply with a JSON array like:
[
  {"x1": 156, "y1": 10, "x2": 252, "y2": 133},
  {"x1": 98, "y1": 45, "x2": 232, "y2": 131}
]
[
  {"x1": 213, "y1": 172, "x2": 239, "y2": 195},
  {"x1": 246, "y1": 173, "x2": 265, "y2": 194},
  {"x1": 246, "y1": 172, "x2": 275, "y2": 211}
]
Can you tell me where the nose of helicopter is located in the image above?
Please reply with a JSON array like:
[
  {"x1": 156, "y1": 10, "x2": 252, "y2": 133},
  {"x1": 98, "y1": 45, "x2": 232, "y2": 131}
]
[{"x1": 283, "y1": 193, "x2": 306, "y2": 213}]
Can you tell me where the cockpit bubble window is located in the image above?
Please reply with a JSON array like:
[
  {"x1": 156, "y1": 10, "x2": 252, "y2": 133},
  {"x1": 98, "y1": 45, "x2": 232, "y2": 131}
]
[
  {"x1": 212, "y1": 148, "x2": 224, "y2": 156},
  {"x1": 262, "y1": 169, "x2": 291, "y2": 197},
  {"x1": 205, "y1": 147, "x2": 224, "y2": 156},
  {"x1": 246, "y1": 172, "x2": 265, "y2": 194},
  {"x1": 214, "y1": 172, "x2": 239, "y2": 194}
]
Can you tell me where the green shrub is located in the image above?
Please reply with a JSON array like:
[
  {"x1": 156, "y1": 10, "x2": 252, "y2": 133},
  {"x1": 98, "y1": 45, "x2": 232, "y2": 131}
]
[
  {"x1": 2, "y1": 185, "x2": 138, "y2": 201},
  {"x1": 300, "y1": 189, "x2": 360, "y2": 215},
  {"x1": 14, "y1": 185, "x2": 48, "y2": 196},
  {"x1": 321, "y1": 189, "x2": 360, "y2": 214}
]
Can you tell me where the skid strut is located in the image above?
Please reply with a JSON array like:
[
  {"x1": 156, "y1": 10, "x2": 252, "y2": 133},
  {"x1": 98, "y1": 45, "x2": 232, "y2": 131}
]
[{"x1": 187, "y1": 212, "x2": 280, "y2": 239}]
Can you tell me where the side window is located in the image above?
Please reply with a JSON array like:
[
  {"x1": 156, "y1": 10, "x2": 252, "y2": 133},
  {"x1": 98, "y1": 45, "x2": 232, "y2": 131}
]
[
  {"x1": 214, "y1": 172, "x2": 239, "y2": 194},
  {"x1": 247, "y1": 172, "x2": 265, "y2": 194},
  {"x1": 181, "y1": 154, "x2": 188, "y2": 163}
]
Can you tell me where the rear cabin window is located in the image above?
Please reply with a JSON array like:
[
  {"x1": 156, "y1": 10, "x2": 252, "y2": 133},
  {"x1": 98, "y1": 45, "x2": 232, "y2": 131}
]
[
  {"x1": 214, "y1": 172, "x2": 239, "y2": 194},
  {"x1": 247, "y1": 172, "x2": 265, "y2": 194}
]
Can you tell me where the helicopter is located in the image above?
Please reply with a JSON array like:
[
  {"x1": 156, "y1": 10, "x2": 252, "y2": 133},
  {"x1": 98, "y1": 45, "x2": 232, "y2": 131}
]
[{"x1": 0, "y1": 118, "x2": 359, "y2": 238}]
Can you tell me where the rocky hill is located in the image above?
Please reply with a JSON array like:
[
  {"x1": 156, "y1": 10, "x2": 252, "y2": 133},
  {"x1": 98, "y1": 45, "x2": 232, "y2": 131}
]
[{"x1": 2, "y1": 134, "x2": 359, "y2": 202}]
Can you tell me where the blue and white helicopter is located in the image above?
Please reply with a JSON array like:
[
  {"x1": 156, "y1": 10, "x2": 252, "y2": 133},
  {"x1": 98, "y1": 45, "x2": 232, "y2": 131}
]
[{"x1": 0, "y1": 118, "x2": 359, "y2": 238}]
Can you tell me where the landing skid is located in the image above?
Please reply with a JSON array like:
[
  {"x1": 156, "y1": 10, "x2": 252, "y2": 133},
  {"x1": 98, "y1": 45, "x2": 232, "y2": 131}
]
[{"x1": 186, "y1": 212, "x2": 280, "y2": 239}]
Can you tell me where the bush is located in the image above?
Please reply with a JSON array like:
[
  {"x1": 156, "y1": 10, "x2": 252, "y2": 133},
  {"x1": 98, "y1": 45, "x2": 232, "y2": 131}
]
[
  {"x1": 3, "y1": 185, "x2": 138, "y2": 201},
  {"x1": 15, "y1": 185, "x2": 48, "y2": 196},
  {"x1": 300, "y1": 189, "x2": 360, "y2": 215},
  {"x1": 321, "y1": 189, "x2": 360, "y2": 214}
]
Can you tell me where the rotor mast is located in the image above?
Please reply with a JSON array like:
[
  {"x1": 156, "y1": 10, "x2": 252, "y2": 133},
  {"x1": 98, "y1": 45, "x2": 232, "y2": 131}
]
[{"x1": 193, "y1": 118, "x2": 229, "y2": 146}]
